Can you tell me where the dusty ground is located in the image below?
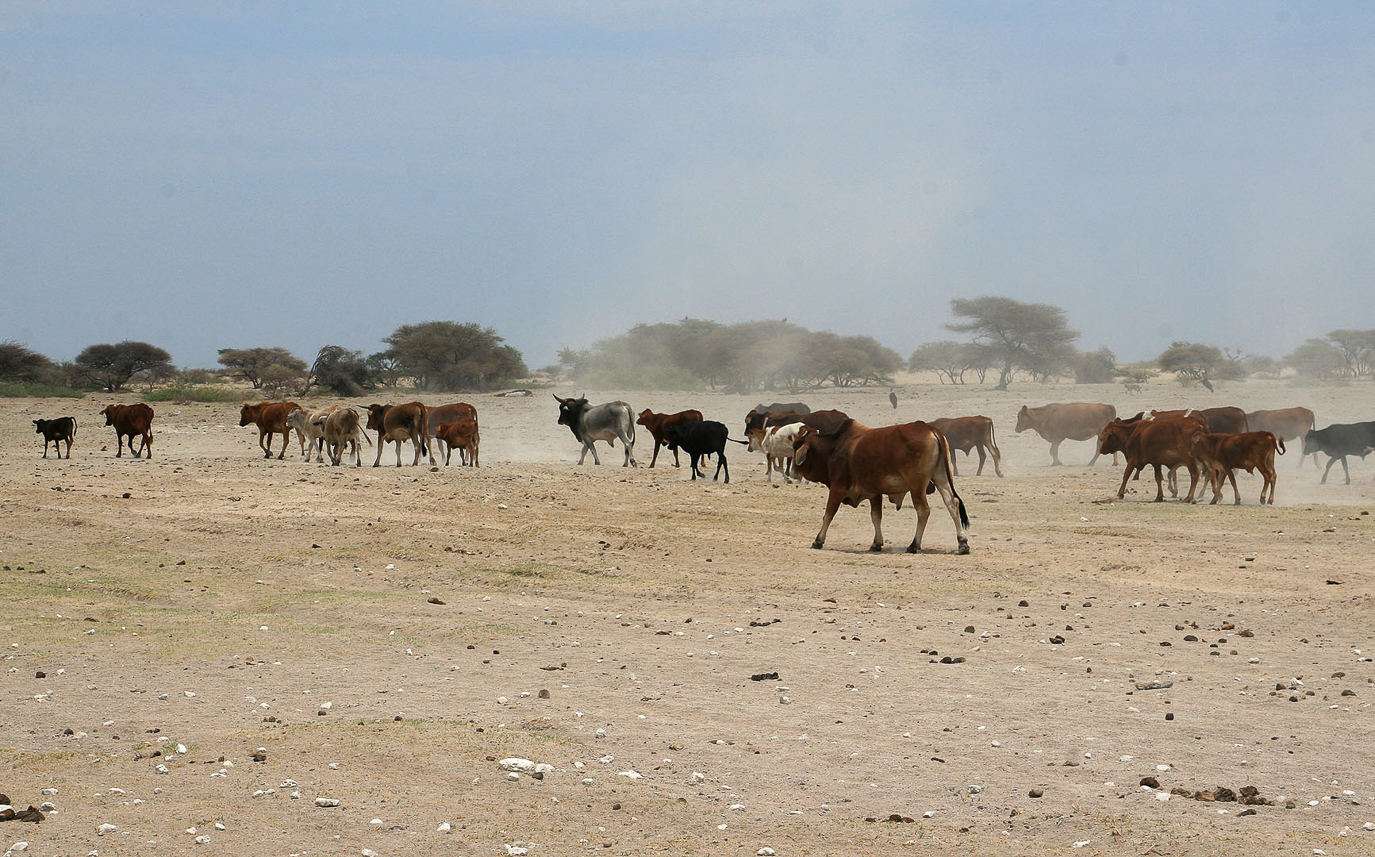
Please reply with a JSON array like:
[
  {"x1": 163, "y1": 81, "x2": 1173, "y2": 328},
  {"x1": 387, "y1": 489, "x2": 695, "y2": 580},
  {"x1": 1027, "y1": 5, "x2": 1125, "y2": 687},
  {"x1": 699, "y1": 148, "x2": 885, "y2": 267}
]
[{"x1": 1, "y1": 378, "x2": 1373, "y2": 857}]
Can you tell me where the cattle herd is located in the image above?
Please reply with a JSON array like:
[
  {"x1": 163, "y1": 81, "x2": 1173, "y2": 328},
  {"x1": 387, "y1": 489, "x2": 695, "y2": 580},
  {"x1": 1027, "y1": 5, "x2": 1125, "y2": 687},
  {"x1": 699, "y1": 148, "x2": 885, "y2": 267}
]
[{"x1": 27, "y1": 393, "x2": 1375, "y2": 555}]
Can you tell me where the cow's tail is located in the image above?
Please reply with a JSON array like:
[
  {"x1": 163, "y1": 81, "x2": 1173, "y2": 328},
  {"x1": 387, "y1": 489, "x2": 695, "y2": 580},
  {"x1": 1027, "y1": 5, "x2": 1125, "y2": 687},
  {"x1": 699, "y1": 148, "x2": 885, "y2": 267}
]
[
  {"x1": 938, "y1": 431, "x2": 970, "y2": 528},
  {"x1": 987, "y1": 418, "x2": 998, "y2": 455},
  {"x1": 1276, "y1": 435, "x2": 1286, "y2": 456},
  {"x1": 726, "y1": 437, "x2": 749, "y2": 445}
]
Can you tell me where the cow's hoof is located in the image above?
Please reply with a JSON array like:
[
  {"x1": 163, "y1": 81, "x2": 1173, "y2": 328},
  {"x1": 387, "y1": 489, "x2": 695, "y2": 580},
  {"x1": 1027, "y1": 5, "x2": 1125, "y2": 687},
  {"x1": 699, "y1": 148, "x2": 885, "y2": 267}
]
[
  {"x1": 810, "y1": 540, "x2": 824, "y2": 550},
  {"x1": 906, "y1": 543, "x2": 920, "y2": 554},
  {"x1": 957, "y1": 542, "x2": 971, "y2": 555},
  {"x1": 869, "y1": 544, "x2": 883, "y2": 553}
]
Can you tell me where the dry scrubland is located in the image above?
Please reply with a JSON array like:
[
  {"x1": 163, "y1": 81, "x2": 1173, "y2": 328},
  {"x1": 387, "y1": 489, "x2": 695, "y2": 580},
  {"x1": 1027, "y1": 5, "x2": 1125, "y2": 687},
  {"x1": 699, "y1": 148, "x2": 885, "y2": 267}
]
[{"x1": 2, "y1": 377, "x2": 1374, "y2": 857}]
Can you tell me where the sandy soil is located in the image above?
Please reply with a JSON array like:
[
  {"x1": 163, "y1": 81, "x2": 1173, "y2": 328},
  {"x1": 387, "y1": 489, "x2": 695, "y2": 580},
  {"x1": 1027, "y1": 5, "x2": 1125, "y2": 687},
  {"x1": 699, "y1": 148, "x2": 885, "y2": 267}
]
[{"x1": 1, "y1": 377, "x2": 1373, "y2": 857}]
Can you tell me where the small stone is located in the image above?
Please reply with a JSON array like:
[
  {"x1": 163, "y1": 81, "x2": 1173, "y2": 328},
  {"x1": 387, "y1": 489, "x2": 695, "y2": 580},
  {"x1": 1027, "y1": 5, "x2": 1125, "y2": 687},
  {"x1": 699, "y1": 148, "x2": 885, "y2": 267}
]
[
  {"x1": 314, "y1": 797, "x2": 340, "y2": 808},
  {"x1": 98, "y1": 824, "x2": 117, "y2": 835},
  {"x1": 438, "y1": 822, "x2": 452, "y2": 833},
  {"x1": 1029, "y1": 789, "x2": 1044, "y2": 798}
]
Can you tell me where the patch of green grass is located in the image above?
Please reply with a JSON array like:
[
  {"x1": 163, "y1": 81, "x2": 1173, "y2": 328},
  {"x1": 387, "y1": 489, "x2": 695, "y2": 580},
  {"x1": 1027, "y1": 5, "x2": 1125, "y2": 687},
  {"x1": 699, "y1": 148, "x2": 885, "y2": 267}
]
[
  {"x1": 0, "y1": 382, "x2": 84, "y2": 398},
  {"x1": 145, "y1": 385, "x2": 243, "y2": 403}
]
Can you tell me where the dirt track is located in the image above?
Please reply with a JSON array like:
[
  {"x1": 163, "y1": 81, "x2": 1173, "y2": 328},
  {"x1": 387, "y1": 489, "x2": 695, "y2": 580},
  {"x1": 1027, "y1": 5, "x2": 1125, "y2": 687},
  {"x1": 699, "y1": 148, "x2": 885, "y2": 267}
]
[{"x1": 2, "y1": 378, "x2": 1373, "y2": 856}]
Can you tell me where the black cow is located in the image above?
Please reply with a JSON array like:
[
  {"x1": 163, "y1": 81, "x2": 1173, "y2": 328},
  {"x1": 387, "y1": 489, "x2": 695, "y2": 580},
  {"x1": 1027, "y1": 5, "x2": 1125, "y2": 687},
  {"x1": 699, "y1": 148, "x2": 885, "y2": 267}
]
[
  {"x1": 665, "y1": 420, "x2": 739, "y2": 482},
  {"x1": 34, "y1": 417, "x2": 77, "y2": 459},
  {"x1": 1302, "y1": 421, "x2": 1375, "y2": 484}
]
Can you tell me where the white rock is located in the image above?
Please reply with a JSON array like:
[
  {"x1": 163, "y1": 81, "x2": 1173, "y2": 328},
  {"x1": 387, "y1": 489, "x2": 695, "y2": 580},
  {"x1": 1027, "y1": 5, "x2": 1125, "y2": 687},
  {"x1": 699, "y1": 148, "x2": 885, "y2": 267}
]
[
  {"x1": 175, "y1": 744, "x2": 188, "y2": 754},
  {"x1": 194, "y1": 836, "x2": 210, "y2": 845},
  {"x1": 497, "y1": 696, "x2": 508, "y2": 704},
  {"x1": 438, "y1": 822, "x2": 452, "y2": 833},
  {"x1": 98, "y1": 824, "x2": 117, "y2": 835},
  {"x1": 315, "y1": 797, "x2": 340, "y2": 808},
  {"x1": 5, "y1": 844, "x2": 27, "y2": 854},
  {"x1": 967, "y1": 785, "x2": 983, "y2": 794},
  {"x1": 291, "y1": 791, "x2": 302, "y2": 800},
  {"x1": 1156, "y1": 792, "x2": 1171, "y2": 802},
  {"x1": 618, "y1": 771, "x2": 643, "y2": 780},
  {"x1": 499, "y1": 758, "x2": 536, "y2": 774},
  {"x1": 1363, "y1": 822, "x2": 1375, "y2": 831},
  {"x1": 757, "y1": 849, "x2": 776, "y2": 856},
  {"x1": 40, "y1": 790, "x2": 57, "y2": 796},
  {"x1": 692, "y1": 772, "x2": 706, "y2": 782},
  {"x1": 730, "y1": 803, "x2": 745, "y2": 811},
  {"x1": 108, "y1": 788, "x2": 124, "y2": 796},
  {"x1": 1073, "y1": 840, "x2": 1091, "y2": 848},
  {"x1": 362, "y1": 850, "x2": 379, "y2": 857},
  {"x1": 534, "y1": 763, "x2": 554, "y2": 775}
]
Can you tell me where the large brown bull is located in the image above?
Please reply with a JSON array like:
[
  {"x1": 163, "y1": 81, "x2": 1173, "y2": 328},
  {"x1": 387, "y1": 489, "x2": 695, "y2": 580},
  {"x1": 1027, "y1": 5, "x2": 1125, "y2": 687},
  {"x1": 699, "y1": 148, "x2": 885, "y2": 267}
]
[
  {"x1": 366, "y1": 402, "x2": 434, "y2": 467},
  {"x1": 791, "y1": 419, "x2": 970, "y2": 555}
]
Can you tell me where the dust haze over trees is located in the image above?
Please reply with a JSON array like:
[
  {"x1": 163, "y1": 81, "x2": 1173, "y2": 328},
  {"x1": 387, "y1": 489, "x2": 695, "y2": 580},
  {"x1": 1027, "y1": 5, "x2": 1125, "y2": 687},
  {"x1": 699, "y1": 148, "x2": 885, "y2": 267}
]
[
  {"x1": 557, "y1": 319, "x2": 902, "y2": 392},
  {"x1": 217, "y1": 347, "x2": 308, "y2": 390},
  {"x1": 1157, "y1": 341, "x2": 1245, "y2": 391},
  {"x1": 943, "y1": 296, "x2": 1081, "y2": 389}
]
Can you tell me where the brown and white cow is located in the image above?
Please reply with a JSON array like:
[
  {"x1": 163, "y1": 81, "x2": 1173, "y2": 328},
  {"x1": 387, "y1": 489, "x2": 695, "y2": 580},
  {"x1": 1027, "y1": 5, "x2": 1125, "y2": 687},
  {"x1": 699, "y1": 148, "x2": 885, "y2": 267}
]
[
  {"x1": 1098, "y1": 416, "x2": 1208, "y2": 502},
  {"x1": 427, "y1": 402, "x2": 478, "y2": 464},
  {"x1": 1191, "y1": 431, "x2": 1283, "y2": 505},
  {"x1": 240, "y1": 401, "x2": 302, "y2": 460},
  {"x1": 100, "y1": 403, "x2": 154, "y2": 459},
  {"x1": 1245, "y1": 407, "x2": 1316, "y2": 468},
  {"x1": 791, "y1": 419, "x2": 969, "y2": 554},
  {"x1": 1015, "y1": 402, "x2": 1118, "y2": 465},
  {"x1": 435, "y1": 419, "x2": 480, "y2": 467},
  {"x1": 366, "y1": 402, "x2": 433, "y2": 467},
  {"x1": 929, "y1": 415, "x2": 1003, "y2": 477},
  {"x1": 322, "y1": 407, "x2": 369, "y2": 467},
  {"x1": 636, "y1": 409, "x2": 704, "y2": 467},
  {"x1": 746, "y1": 422, "x2": 805, "y2": 483}
]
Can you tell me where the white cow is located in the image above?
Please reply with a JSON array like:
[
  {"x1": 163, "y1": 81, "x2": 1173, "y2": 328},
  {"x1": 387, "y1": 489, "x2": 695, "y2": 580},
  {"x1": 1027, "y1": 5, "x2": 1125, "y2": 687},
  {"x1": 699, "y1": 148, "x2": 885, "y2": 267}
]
[
  {"x1": 747, "y1": 422, "x2": 804, "y2": 483},
  {"x1": 286, "y1": 406, "x2": 338, "y2": 462}
]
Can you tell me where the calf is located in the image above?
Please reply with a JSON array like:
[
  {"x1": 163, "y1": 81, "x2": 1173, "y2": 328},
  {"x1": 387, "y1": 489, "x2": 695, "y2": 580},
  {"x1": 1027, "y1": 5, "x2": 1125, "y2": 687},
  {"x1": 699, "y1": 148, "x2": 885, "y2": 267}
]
[
  {"x1": 636, "y1": 408, "x2": 704, "y2": 467},
  {"x1": 747, "y1": 422, "x2": 805, "y2": 483},
  {"x1": 928, "y1": 415, "x2": 1002, "y2": 477},
  {"x1": 665, "y1": 420, "x2": 736, "y2": 482},
  {"x1": 1302, "y1": 421, "x2": 1375, "y2": 484},
  {"x1": 427, "y1": 402, "x2": 478, "y2": 464},
  {"x1": 100, "y1": 403, "x2": 154, "y2": 459},
  {"x1": 435, "y1": 419, "x2": 480, "y2": 467},
  {"x1": 1191, "y1": 431, "x2": 1283, "y2": 505},
  {"x1": 34, "y1": 416, "x2": 77, "y2": 459}
]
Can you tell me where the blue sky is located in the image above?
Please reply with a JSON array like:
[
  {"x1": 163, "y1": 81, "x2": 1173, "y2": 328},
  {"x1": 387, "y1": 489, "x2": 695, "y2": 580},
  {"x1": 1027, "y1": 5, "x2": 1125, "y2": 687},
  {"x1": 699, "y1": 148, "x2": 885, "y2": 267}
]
[{"x1": 3, "y1": 2, "x2": 1373, "y2": 370}]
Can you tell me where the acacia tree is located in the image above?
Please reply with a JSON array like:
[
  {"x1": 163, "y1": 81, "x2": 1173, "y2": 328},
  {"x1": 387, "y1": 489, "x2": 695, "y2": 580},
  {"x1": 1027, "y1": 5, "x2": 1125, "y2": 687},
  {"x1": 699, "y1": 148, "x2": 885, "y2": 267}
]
[
  {"x1": 217, "y1": 347, "x2": 307, "y2": 389},
  {"x1": 303, "y1": 345, "x2": 375, "y2": 397},
  {"x1": 908, "y1": 341, "x2": 967, "y2": 384},
  {"x1": 0, "y1": 341, "x2": 54, "y2": 382},
  {"x1": 1326, "y1": 329, "x2": 1375, "y2": 376},
  {"x1": 1157, "y1": 341, "x2": 1245, "y2": 392},
  {"x1": 381, "y1": 321, "x2": 527, "y2": 391},
  {"x1": 945, "y1": 296, "x2": 1079, "y2": 390},
  {"x1": 74, "y1": 341, "x2": 174, "y2": 392}
]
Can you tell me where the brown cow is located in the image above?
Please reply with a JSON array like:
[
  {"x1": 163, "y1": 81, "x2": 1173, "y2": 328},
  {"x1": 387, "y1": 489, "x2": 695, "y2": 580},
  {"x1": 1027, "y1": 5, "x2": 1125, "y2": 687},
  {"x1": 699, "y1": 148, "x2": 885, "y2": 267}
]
[
  {"x1": 365, "y1": 402, "x2": 434, "y2": 467},
  {"x1": 435, "y1": 419, "x2": 480, "y2": 467},
  {"x1": 1192, "y1": 431, "x2": 1283, "y2": 505},
  {"x1": 427, "y1": 402, "x2": 478, "y2": 464},
  {"x1": 636, "y1": 409, "x2": 704, "y2": 467},
  {"x1": 791, "y1": 419, "x2": 970, "y2": 554},
  {"x1": 1098, "y1": 416, "x2": 1208, "y2": 502},
  {"x1": 100, "y1": 403, "x2": 154, "y2": 459},
  {"x1": 239, "y1": 401, "x2": 303, "y2": 459},
  {"x1": 929, "y1": 416, "x2": 1003, "y2": 477},
  {"x1": 1246, "y1": 407, "x2": 1316, "y2": 468},
  {"x1": 1098, "y1": 413, "x2": 1185, "y2": 496},
  {"x1": 1149, "y1": 407, "x2": 1247, "y2": 434},
  {"x1": 1015, "y1": 403, "x2": 1118, "y2": 465}
]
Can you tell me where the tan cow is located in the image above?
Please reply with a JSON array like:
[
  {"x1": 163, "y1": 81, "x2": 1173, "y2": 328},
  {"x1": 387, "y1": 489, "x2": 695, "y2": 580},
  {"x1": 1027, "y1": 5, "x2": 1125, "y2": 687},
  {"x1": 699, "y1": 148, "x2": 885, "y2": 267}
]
[
  {"x1": 435, "y1": 419, "x2": 480, "y2": 467},
  {"x1": 636, "y1": 409, "x2": 704, "y2": 467},
  {"x1": 365, "y1": 402, "x2": 433, "y2": 467},
  {"x1": 323, "y1": 407, "x2": 369, "y2": 467},
  {"x1": 1246, "y1": 407, "x2": 1316, "y2": 468},
  {"x1": 239, "y1": 401, "x2": 302, "y2": 459},
  {"x1": 1192, "y1": 431, "x2": 1283, "y2": 505},
  {"x1": 1015, "y1": 402, "x2": 1117, "y2": 465},
  {"x1": 929, "y1": 415, "x2": 1003, "y2": 477}
]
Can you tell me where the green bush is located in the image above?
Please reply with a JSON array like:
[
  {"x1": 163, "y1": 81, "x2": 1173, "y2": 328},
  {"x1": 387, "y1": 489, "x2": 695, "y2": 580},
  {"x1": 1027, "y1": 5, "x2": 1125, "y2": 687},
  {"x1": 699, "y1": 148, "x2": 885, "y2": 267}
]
[
  {"x1": 145, "y1": 386, "x2": 243, "y2": 403},
  {"x1": 0, "y1": 382, "x2": 84, "y2": 398}
]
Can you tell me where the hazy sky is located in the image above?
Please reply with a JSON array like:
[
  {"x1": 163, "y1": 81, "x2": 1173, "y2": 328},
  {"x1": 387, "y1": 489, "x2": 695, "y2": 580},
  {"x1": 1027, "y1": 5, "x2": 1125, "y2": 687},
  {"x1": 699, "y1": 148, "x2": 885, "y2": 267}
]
[{"x1": 4, "y1": 2, "x2": 1373, "y2": 371}]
